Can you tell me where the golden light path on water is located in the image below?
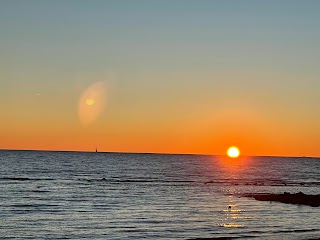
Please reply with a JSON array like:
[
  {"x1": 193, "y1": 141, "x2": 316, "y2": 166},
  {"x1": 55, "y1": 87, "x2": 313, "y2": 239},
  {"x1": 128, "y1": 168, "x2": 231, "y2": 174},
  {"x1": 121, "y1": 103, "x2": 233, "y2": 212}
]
[
  {"x1": 214, "y1": 154, "x2": 253, "y2": 229},
  {"x1": 78, "y1": 81, "x2": 107, "y2": 126}
]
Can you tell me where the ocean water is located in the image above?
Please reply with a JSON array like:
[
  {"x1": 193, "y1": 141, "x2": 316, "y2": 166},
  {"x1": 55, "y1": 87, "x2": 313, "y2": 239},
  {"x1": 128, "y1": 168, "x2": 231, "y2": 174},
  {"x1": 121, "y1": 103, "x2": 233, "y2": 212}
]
[{"x1": 0, "y1": 150, "x2": 319, "y2": 240}]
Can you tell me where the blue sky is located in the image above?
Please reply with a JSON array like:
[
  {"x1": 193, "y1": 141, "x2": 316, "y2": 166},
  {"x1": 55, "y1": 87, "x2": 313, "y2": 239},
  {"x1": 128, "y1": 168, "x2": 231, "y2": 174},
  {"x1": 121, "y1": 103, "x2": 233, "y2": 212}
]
[{"x1": 1, "y1": 0, "x2": 320, "y2": 155}]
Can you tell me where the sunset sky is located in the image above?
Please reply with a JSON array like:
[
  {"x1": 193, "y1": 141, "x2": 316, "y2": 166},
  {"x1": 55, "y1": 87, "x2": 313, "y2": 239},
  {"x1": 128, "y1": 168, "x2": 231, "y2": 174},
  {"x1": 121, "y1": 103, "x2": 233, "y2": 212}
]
[{"x1": 1, "y1": 0, "x2": 320, "y2": 156}]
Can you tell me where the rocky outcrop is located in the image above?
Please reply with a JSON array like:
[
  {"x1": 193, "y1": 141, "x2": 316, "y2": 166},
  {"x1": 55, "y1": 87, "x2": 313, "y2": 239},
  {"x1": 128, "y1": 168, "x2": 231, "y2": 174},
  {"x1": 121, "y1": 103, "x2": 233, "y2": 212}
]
[{"x1": 244, "y1": 192, "x2": 320, "y2": 207}]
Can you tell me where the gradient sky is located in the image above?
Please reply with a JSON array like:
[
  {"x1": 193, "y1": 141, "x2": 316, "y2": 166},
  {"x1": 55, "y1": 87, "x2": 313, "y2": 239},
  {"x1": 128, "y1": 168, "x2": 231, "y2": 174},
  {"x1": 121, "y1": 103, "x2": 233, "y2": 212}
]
[{"x1": 1, "y1": 0, "x2": 320, "y2": 156}]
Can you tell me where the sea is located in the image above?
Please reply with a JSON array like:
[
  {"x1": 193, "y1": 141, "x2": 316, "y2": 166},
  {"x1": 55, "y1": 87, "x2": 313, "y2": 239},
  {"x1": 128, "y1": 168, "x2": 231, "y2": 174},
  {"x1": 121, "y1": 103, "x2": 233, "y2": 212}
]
[{"x1": 0, "y1": 150, "x2": 319, "y2": 240}]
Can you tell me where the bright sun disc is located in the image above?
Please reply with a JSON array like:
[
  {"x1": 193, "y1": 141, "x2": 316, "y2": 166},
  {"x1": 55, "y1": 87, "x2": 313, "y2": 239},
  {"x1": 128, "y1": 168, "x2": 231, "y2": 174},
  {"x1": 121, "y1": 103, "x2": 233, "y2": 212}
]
[{"x1": 227, "y1": 146, "x2": 240, "y2": 158}]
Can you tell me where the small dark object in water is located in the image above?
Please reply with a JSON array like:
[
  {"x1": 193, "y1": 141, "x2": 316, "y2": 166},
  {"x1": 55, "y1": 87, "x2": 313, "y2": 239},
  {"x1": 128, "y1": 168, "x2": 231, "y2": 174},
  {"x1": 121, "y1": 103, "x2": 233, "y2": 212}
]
[
  {"x1": 102, "y1": 178, "x2": 106, "y2": 181},
  {"x1": 228, "y1": 205, "x2": 231, "y2": 209}
]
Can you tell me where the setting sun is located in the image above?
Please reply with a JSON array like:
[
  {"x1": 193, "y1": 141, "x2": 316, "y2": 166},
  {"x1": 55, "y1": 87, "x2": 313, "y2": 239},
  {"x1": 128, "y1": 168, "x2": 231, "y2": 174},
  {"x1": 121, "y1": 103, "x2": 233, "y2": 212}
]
[{"x1": 227, "y1": 146, "x2": 240, "y2": 158}]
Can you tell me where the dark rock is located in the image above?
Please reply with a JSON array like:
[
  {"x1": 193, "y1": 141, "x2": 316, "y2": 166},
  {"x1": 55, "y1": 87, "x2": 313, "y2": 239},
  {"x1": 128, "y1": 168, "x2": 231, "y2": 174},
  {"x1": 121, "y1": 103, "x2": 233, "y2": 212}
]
[{"x1": 244, "y1": 192, "x2": 320, "y2": 207}]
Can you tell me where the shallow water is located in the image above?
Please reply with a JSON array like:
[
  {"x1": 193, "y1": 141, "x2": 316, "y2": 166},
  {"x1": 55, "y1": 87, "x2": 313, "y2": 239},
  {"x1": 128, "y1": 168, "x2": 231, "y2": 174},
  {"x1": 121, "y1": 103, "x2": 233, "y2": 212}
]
[{"x1": 0, "y1": 150, "x2": 319, "y2": 239}]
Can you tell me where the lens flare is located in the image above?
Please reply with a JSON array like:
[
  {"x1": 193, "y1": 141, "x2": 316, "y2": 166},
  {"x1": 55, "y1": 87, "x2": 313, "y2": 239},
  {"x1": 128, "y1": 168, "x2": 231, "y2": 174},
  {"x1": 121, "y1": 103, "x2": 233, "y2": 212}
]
[
  {"x1": 86, "y1": 98, "x2": 95, "y2": 106},
  {"x1": 78, "y1": 81, "x2": 107, "y2": 126}
]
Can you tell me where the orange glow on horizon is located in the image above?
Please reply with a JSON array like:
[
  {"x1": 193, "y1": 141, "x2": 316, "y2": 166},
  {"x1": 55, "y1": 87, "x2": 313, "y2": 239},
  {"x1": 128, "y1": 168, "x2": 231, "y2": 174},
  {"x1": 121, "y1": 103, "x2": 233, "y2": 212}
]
[{"x1": 1, "y1": 97, "x2": 320, "y2": 157}]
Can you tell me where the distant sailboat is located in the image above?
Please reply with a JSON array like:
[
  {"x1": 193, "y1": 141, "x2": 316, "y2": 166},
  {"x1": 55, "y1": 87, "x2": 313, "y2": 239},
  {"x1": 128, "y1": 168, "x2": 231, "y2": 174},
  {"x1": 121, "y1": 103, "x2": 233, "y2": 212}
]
[{"x1": 96, "y1": 148, "x2": 98, "y2": 153}]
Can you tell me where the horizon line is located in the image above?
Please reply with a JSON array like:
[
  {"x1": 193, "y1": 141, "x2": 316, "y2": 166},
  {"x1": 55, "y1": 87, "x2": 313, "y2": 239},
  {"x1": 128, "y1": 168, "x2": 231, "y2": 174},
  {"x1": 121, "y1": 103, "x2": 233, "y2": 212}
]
[{"x1": 0, "y1": 148, "x2": 318, "y2": 158}]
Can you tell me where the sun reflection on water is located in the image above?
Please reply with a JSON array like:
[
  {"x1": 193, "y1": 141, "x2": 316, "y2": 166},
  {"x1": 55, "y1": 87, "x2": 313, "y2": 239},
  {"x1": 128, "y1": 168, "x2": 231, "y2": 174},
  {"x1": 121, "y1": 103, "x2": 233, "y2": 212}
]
[
  {"x1": 215, "y1": 155, "x2": 252, "y2": 174},
  {"x1": 222, "y1": 223, "x2": 244, "y2": 228},
  {"x1": 219, "y1": 196, "x2": 247, "y2": 229}
]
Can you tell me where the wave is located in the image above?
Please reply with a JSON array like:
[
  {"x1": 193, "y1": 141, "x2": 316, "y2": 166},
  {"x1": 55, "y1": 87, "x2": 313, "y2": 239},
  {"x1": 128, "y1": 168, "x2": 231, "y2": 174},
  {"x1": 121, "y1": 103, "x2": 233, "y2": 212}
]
[
  {"x1": 188, "y1": 238, "x2": 238, "y2": 240},
  {"x1": 9, "y1": 203, "x2": 60, "y2": 208},
  {"x1": 0, "y1": 177, "x2": 31, "y2": 181},
  {"x1": 81, "y1": 178, "x2": 195, "y2": 183},
  {"x1": 274, "y1": 228, "x2": 319, "y2": 234},
  {"x1": 31, "y1": 190, "x2": 50, "y2": 193},
  {"x1": 187, "y1": 229, "x2": 320, "y2": 240},
  {"x1": 204, "y1": 178, "x2": 320, "y2": 187},
  {"x1": 187, "y1": 237, "x2": 253, "y2": 240},
  {"x1": 1, "y1": 176, "x2": 319, "y2": 188},
  {"x1": 0, "y1": 177, "x2": 54, "y2": 181}
]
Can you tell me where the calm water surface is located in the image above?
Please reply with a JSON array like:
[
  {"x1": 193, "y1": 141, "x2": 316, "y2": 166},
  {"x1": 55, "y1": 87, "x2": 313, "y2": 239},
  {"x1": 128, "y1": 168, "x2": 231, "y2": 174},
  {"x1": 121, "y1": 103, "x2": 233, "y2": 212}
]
[{"x1": 0, "y1": 151, "x2": 319, "y2": 239}]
